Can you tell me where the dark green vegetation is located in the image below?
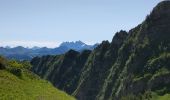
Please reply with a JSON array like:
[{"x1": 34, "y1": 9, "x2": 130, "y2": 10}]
[
  {"x1": 0, "y1": 56, "x2": 75, "y2": 100},
  {"x1": 31, "y1": 1, "x2": 170, "y2": 100},
  {"x1": 31, "y1": 50, "x2": 91, "y2": 95}
]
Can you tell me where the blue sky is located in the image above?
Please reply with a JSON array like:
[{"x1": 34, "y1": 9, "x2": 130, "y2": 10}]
[{"x1": 0, "y1": 0, "x2": 163, "y2": 47}]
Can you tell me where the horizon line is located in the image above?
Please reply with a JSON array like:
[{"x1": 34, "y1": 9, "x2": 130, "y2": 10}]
[{"x1": 0, "y1": 40, "x2": 100, "y2": 48}]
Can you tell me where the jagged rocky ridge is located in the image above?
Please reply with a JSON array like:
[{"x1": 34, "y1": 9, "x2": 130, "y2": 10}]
[{"x1": 31, "y1": 1, "x2": 170, "y2": 100}]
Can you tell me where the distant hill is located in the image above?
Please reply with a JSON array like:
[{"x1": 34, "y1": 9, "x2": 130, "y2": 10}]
[{"x1": 0, "y1": 41, "x2": 98, "y2": 60}]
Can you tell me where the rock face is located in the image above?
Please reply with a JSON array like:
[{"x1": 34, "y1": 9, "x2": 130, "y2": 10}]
[{"x1": 31, "y1": 1, "x2": 170, "y2": 100}]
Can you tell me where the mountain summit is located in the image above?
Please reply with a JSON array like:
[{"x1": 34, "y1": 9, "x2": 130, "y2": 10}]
[{"x1": 60, "y1": 41, "x2": 97, "y2": 51}]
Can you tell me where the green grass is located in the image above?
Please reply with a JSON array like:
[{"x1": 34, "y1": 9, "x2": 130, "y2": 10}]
[
  {"x1": 151, "y1": 92, "x2": 170, "y2": 100},
  {"x1": 0, "y1": 70, "x2": 75, "y2": 100},
  {"x1": 120, "y1": 92, "x2": 170, "y2": 100}
]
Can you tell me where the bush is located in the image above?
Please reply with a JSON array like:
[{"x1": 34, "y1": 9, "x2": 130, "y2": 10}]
[
  {"x1": 9, "y1": 67, "x2": 22, "y2": 77},
  {"x1": 21, "y1": 61, "x2": 32, "y2": 70},
  {"x1": 8, "y1": 60, "x2": 23, "y2": 69},
  {"x1": 0, "y1": 56, "x2": 7, "y2": 69},
  {"x1": 7, "y1": 60, "x2": 23, "y2": 78},
  {"x1": 0, "y1": 63, "x2": 5, "y2": 69}
]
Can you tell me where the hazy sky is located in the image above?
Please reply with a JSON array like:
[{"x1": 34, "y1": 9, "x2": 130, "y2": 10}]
[{"x1": 0, "y1": 0, "x2": 163, "y2": 47}]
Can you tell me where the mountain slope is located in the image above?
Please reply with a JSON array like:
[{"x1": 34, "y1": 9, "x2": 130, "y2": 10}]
[
  {"x1": 97, "y1": 1, "x2": 170, "y2": 99},
  {"x1": 73, "y1": 30, "x2": 128, "y2": 100},
  {"x1": 31, "y1": 50, "x2": 91, "y2": 94},
  {"x1": 31, "y1": 1, "x2": 170, "y2": 100},
  {"x1": 0, "y1": 56, "x2": 75, "y2": 100}
]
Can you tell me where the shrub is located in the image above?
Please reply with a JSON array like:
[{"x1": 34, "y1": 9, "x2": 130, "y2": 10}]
[
  {"x1": 8, "y1": 60, "x2": 23, "y2": 69},
  {"x1": 0, "y1": 56, "x2": 7, "y2": 69},
  {"x1": 9, "y1": 67, "x2": 22, "y2": 77},
  {"x1": 21, "y1": 61, "x2": 32, "y2": 70},
  {"x1": 7, "y1": 60, "x2": 23, "y2": 77}
]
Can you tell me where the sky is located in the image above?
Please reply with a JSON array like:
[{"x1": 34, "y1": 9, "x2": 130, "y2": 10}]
[{"x1": 0, "y1": 0, "x2": 163, "y2": 48}]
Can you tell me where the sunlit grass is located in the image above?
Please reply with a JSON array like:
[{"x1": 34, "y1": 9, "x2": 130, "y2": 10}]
[
  {"x1": 0, "y1": 70, "x2": 75, "y2": 100},
  {"x1": 151, "y1": 92, "x2": 170, "y2": 100}
]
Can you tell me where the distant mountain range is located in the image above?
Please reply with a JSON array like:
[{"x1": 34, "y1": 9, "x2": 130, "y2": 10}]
[{"x1": 0, "y1": 41, "x2": 98, "y2": 60}]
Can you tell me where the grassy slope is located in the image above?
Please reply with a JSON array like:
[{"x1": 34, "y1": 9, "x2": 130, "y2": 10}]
[
  {"x1": 0, "y1": 70, "x2": 75, "y2": 100},
  {"x1": 151, "y1": 93, "x2": 170, "y2": 100}
]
